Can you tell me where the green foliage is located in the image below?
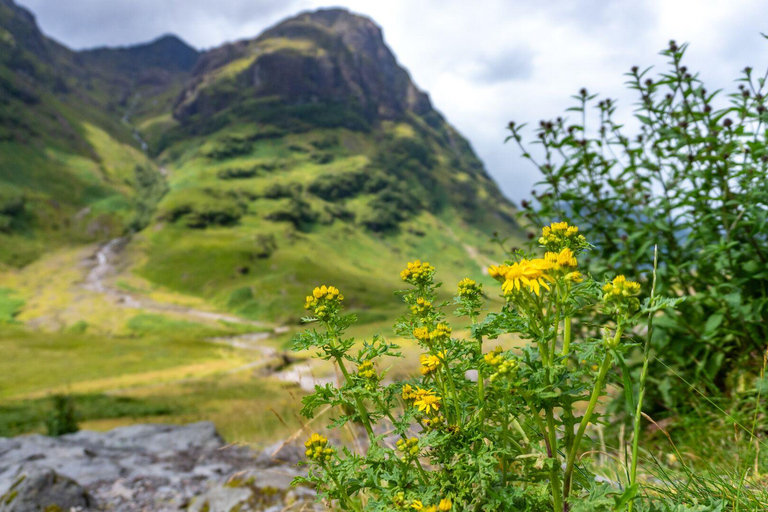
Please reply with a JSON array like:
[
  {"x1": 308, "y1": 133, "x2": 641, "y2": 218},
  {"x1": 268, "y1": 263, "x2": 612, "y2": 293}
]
[
  {"x1": 0, "y1": 288, "x2": 24, "y2": 323},
  {"x1": 0, "y1": 393, "x2": 180, "y2": 437},
  {"x1": 509, "y1": 41, "x2": 768, "y2": 410},
  {"x1": 162, "y1": 195, "x2": 245, "y2": 229},
  {"x1": 291, "y1": 227, "x2": 679, "y2": 511},
  {"x1": 308, "y1": 171, "x2": 368, "y2": 201},
  {"x1": 130, "y1": 164, "x2": 168, "y2": 231},
  {"x1": 45, "y1": 395, "x2": 78, "y2": 436}
]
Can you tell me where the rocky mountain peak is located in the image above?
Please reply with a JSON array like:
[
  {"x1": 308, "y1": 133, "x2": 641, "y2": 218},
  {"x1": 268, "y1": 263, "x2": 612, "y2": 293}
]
[{"x1": 175, "y1": 8, "x2": 433, "y2": 124}]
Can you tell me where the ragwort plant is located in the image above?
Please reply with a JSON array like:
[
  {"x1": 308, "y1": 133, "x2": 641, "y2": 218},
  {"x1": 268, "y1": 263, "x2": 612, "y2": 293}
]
[{"x1": 293, "y1": 223, "x2": 674, "y2": 511}]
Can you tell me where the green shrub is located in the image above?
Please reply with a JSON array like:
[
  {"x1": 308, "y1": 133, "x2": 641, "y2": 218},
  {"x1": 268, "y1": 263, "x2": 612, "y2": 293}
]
[
  {"x1": 509, "y1": 41, "x2": 768, "y2": 410},
  {"x1": 130, "y1": 164, "x2": 168, "y2": 231},
  {"x1": 262, "y1": 182, "x2": 300, "y2": 200},
  {"x1": 265, "y1": 194, "x2": 317, "y2": 231},
  {"x1": 310, "y1": 152, "x2": 334, "y2": 164},
  {"x1": 217, "y1": 167, "x2": 258, "y2": 180},
  {"x1": 308, "y1": 171, "x2": 368, "y2": 201},
  {"x1": 205, "y1": 137, "x2": 252, "y2": 160},
  {"x1": 252, "y1": 233, "x2": 278, "y2": 259},
  {"x1": 45, "y1": 395, "x2": 78, "y2": 436}
]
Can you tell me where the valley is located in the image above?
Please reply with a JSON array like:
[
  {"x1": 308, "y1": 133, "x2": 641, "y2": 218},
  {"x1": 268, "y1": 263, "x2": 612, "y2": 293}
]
[{"x1": 0, "y1": 0, "x2": 522, "y2": 446}]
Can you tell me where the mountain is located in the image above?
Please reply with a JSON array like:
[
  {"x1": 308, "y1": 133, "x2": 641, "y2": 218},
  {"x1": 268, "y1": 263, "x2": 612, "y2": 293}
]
[
  {"x1": 0, "y1": 0, "x2": 196, "y2": 265},
  {"x1": 0, "y1": 3, "x2": 522, "y2": 322}
]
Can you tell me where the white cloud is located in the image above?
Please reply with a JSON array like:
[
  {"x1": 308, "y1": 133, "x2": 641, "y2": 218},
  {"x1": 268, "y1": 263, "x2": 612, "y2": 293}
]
[{"x1": 17, "y1": 0, "x2": 768, "y2": 201}]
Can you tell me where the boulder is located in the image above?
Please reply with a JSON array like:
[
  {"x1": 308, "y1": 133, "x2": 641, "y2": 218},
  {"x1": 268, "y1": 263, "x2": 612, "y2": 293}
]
[{"x1": 0, "y1": 468, "x2": 97, "y2": 512}]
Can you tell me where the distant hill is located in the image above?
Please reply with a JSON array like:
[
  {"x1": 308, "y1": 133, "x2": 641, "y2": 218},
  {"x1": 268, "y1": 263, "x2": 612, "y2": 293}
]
[{"x1": 0, "y1": 2, "x2": 522, "y2": 320}]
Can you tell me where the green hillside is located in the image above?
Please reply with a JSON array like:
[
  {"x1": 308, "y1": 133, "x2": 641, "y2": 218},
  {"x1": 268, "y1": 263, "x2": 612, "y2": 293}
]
[{"x1": 0, "y1": 0, "x2": 195, "y2": 266}]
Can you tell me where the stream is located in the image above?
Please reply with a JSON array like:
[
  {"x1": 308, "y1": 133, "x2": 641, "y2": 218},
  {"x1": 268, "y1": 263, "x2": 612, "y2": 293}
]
[{"x1": 85, "y1": 238, "x2": 329, "y2": 392}]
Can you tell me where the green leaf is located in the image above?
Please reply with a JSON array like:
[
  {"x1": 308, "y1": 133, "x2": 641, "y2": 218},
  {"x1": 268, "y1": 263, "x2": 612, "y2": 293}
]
[{"x1": 612, "y1": 484, "x2": 638, "y2": 510}]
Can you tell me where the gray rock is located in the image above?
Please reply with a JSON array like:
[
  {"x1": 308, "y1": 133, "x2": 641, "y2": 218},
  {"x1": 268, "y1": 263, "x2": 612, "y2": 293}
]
[
  {"x1": 0, "y1": 468, "x2": 97, "y2": 512},
  {"x1": 255, "y1": 440, "x2": 304, "y2": 467},
  {"x1": 0, "y1": 423, "x2": 316, "y2": 511},
  {"x1": 188, "y1": 486, "x2": 253, "y2": 512},
  {"x1": 63, "y1": 421, "x2": 224, "y2": 455}
]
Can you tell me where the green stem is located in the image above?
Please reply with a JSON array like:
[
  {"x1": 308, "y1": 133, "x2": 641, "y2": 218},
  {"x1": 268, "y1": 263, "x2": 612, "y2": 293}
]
[
  {"x1": 326, "y1": 463, "x2": 362, "y2": 511},
  {"x1": 324, "y1": 322, "x2": 376, "y2": 440},
  {"x1": 562, "y1": 316, "x2": 572, "y2": 356},
  {"x1": 473, "y1": 315, "x2": 485, "y2": 420},
  {"x1": 550, "y1": 298, "x2": 562, "y2": 364},
  {"x1": 336, "y1": 357, "x2": 375, "y2": 440},
  {"x1": 501, "y1": 408, "x2": 510, "y2": 486},
  {"x1": 628, "y1": 246, "x2": 658, "y2": 512},
  {"x1": 562, "y1": 331, "x2": 620, "y2": 503},
  {"x1": 546, "y1": 406, "x2": 564, "y2": 512},
  {"x1": 437, "y1": 339, "x2": 462, "y2": 424},
  {"x1": 562, "y1": 316, "x2": 574, "y2": 456}
]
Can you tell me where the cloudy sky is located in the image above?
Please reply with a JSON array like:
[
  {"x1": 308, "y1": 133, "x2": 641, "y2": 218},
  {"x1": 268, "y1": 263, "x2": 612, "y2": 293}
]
[{"x1": 17, "y1": 0, "x2": 768, "y2": 202}]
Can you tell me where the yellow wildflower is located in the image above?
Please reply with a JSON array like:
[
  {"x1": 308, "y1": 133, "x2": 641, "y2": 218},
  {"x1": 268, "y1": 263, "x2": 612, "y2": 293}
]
[
  {"x1": 396, "y1": 437, "x2": 420, "y2": 457},
  {"x1": 539, "y1": 221, "x2": 588, "y2": 253},
  {"x1": 411, "y1": 297, "x2": 432, "y2": 316},
  {"x1": 544, "y1": 247, "x2": 578, "y2": 270},
  {"x1": 413, "y1": 389, "x2": 442, "y2": 414},
  {"x1": 429, "y1": 323, "x2": 452, "y2": 343},
  {"x1": 438, "y1": 498, "x2": 452, "y2": 511},
  {"x1": 304, "y1": 433, "x2": 334, "y2": 463},
  {"x1": 602, "y1": 275, "x2": 641, "y2": 297},
  {"x1": 565, "y1": 271, "x2": 583, "y2": 283},
  {"x1": 500, "y1": 258, "x2": 553, "y2": 296},
  {"x1": 304, "y1": 285, "x2": 344, "y2": 320},
  {"x1": 419, "y1": 352, "x2": 444, "y2": 375},
  {"x1": 401, "y1": 383, "x2": 416, "y2": 401},
  {"x1": 457, "y1": 277, "x2": 482, "y2": 299},
  {"x1": 602, "y1": 275, "x2": 641, "y2": 314},
  {"x1": 357, "y1": 361, "x2": 377, "y2": 380},
  {"x1": 413, "y1": 326, "x2": 430, "y2": 343},
  {"x1": 488, "y1": 264, "x2": 510, "y2": 282},
  {"x1": 401, "y1": 260, "x2": 436, "y2": 285}
]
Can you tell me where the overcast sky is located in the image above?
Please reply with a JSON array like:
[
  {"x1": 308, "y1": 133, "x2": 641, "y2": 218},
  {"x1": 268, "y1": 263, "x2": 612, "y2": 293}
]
[{"x1": 17, "y1": 0, "x2": 768, "y2": 202}]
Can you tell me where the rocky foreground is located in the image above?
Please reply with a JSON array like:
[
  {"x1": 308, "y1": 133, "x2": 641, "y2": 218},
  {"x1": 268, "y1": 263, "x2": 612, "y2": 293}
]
[{"x1": 0, "y1": 422, "x2": 321, "y2": 511}]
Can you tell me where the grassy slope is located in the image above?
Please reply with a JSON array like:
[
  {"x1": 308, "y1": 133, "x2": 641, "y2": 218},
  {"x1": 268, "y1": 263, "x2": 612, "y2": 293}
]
[{"x1": 135, "y1": 121, "x2": 515, "y2": 324}]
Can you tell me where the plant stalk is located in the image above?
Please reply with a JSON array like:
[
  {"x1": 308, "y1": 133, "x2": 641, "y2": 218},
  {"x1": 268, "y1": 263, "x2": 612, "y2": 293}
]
[
  {"x1": 562, "y1": 328, "x2": 621, "y2": 503},
  {"x1": 628, "y1": 245, "x2": 658, "y2": 512}
]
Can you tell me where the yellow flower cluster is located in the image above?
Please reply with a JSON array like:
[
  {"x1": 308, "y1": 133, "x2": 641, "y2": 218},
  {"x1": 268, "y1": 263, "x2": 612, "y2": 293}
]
[
  {"x1": 544, "y1": 247, "x2": 583, "y2": 282},
  {"x1": 419, "y1": 352, "x2": 444, "y2": 376},
  {"x1": 602, "y1": 275, "x2": 642, "y2": 314},
  {"x1": 484, "y1": 346, "x2": 518, "y2": 382},
  {"x1": 411, "y1": 498, "x2": 452, "y2": 511},
  {"x1": 400, "y1": 260, "x2": 436, "y2": 286},
  {"x1": 422, "y1": 414, "x2": 444, "y2": 430},
  {"x1": 603, "y1": 275, "x2": 641, "y2": 297},
  {"x1": 489, "y1": 259, "x2": 554, "y2": 296},
  {"x1": 357, "y1": 360, "x2": 376, "y2": 379},
  {"x1": 304, "y1": 433, "x2": 334, "y2": 463},
  {"x1": 396, "y1": 437, "x2": 420, "y2": 457},
  {"x1": 457, "y1": 277, "x2": 482, "y2": 299},
  {"x1": 304, "y1": 285, "x2": 344, "y2": 320},
  {"x1": 544, "y1": 247, "x2": 577, "y2": 269},
  {"x1": 413, "y1": 324, "x2": 452, "y2": 345},
  {"x1": 539, "y1": 221, "x2": 587, "y2": 252},
  {"x1": 410, "y1": 297, "x2": 433, "y2": 316}
]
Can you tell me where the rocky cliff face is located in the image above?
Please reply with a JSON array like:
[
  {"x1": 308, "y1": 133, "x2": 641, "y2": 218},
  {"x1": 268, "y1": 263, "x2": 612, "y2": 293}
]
[{"x1": 175, "y1": 9, "x2": 433, "y2": 123}]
